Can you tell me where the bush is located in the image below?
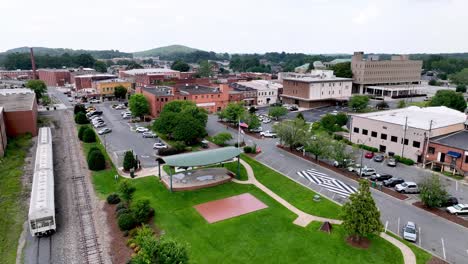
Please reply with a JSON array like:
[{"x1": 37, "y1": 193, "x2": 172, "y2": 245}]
[
  {"x1": 456, "y1": 84, "x2": 467, "y2": 93},
  {"x1": 243, "y1": 146, "x2": 252, "y2": 153},
  {"x1": 78, "y1": 125, "x2": 90, "y2": 141},
  {"x1": 358, "y1": 144, "x2": 378, "y2": 153},
  {"x1": 419, "y1": 175, "x2": 448, "y2": 208},
  {"x1": 234, "y1": 142, "x2": 240, "y2": 147},
  {"x1": 107, "y1": 193, "x2": 121, "y2": 204},
  {"x1": 131, "y1": 199, "x2": 154, "y2": 223},
  {"x1": 117, "y1": 208, "x2": 132, "y2": 217},
  {"x1": 116, "y1": 202, "x2": 128, "y2": 212},
  {"x1": 333, "y1": 134, "x2": 344, "y2": 141},
  {"x1": 211, "y1": 132, "x2": 233, "y2": 146},
  {"x1": 123, "y1": 151, "x2": 136, "y2": 171},
  {"x1": 74, "y1": 112, "x2": 89, "y2": 124},
  {"x1": 119, "y1": 180, "x2": 136, "y2": 202},
  {"x1": 172, "y1": 141, "x2": 187, "y2": 151},
  {"x1": 82, "y1": 128, "x2": 96, "y2": 143},
  {"x1": 74, "y1": 104, "x2": 86, "y2": 114},
  {"x1": 394, "y1": 155, "x2": 415, "y2": 166},
  {"x1": 118, "y1": 213, "x2": 137, "y2": 231},
  {"x1": 158, "y1": 147, "x2": 184, "y2": 156},
  {"x1": 87, "y1": 148, "x2": 106, "y2": 171}
]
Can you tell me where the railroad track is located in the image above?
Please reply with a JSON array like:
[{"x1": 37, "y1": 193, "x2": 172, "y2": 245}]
[{"x1": 62, "y1": 111, "x2": 104, "y2": 264}]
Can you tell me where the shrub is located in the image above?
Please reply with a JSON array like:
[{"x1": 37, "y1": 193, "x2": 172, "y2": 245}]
[
  {"x1": 116, "y1": 202, "x2": 128, "y2": 212},
  {"x1": 234, "y1": 142, "x2": 240, "y2": 147},
  {"x1": 118, "y1": 213, "x2": 137, "y2": 231},
  {"x1": 119, "y1": 180, "x2": 136, "y2": 202},
  {"x1": 211, "y1": 132, "x2": 233, "y2": 146},
  {"x1": 87, "y1": 148, "x2": 106, "y2": 171},
  {"x1": 158, "y1": 147, "x2": 184, "y2": 156},
  {"x1": 172, "y1": 141, "x2": 187, "y2": 151},
  {"x1": 456, "y1": 84, "x2": 467, "y2": 93},
  {"x1": 82, "y1": 128, "x2": 96, "y2": 143},
  {"x1": 117, "y1": 208, "x2": 132, "y2": 217},
  {"x1": 123, "y1": 151, "x2": 136, "y2": 171},
  {"x1": 243, "y1": 146, "x2": 252, "y2": 153},
  {"x1": 394, "y1": 155, "x2": 415, "y2": 166},
  {"x1": 74, "y1": 104, "x2": 86, "y2": 114},
  {"x1": 107, "y1": 193, "x2": 121, "y2": 204},
  {"x1": 131, "y1": 199, "x2": 154, "y2": 223},
  {"x1": 419, "y1": 175, "x2": 448, "y2": 208},
  {"x1": 74, "y1": 112, "x2": 89, "y2": 124},
  {"x1": 333, "y1": 134, "x2": 343, "y2": 141},
  {"x1": 358, "y1": 144, "x2": 378, "y2": 153},
  {"x1": 78, "y1": 125, "x2": 90, "y2": 141}
]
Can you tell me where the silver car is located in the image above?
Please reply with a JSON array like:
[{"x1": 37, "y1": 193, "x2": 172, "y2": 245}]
[{"x1": 403, "y1": 222, "x2": 417, "y2": 242}]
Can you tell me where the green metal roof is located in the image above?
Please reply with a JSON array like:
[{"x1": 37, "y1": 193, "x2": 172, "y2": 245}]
[{"x1": 157, "y1": 147, "x2": 241, "y2": 167}]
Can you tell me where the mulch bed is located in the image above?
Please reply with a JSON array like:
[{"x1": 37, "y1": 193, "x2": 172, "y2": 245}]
[
  {"x1": 413, "y1": 201, "x2": 468, "y2": 228},
  {"x1": 277, "y1": 146, "x2": 408, "y2": 200},
  {"x1": 427, "y1": 256, "x2": 449, "y2": 264},
  {"x1": 217, "y1": 121, "x2": 263, "y2": 139},
  {"x1": 104, "y1": 203, "x2": 133, "y2": 264},
  {"x1": 345, "y1": 236, "x2": 370, "y2": 249}
]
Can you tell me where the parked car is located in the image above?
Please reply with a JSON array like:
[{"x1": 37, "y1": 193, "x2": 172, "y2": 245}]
[
  {"x1": 67, "y1": 97, "x2": 74, "y2": 102},
  {"x1": 387, "y1": 158, "x2": 397, "y2": 167},
  {"x1": 373, "y1": 154, "x2": 384, "y2": 162},
  {"x1": 348, "y1": 163, "x2": 362, "y2": 173},
  {"x1": 333, "y1": 159, "x2": 354, "y2": 168},
  {"x1": 288, "y1": 105, "x2": 298, "y2": 111},
  {"x1": 260, "y1": 131, "x2": 277, "y2": 138},
  {"x1": 201, "y1": 139, "x2": 209, "y2": 149},
  {"x1": 153, "y1": 142, "x2": 168, "y2": 149},
  {"x1": 444, "y1": 197, "x2": 459, "y2": 207},
  {"x1": 359, "y1": 167, "x2": 377, "y2": 177},
  {"x1": 93, "y1": 123, "x2": 106, "y2": 128},
  {"x1": 370, "y1": 173, "x2": 393, "y2": 181},
  {"x1": 86, "y1": 111, "x2": 103, "y2": 118},
  {"x1": 89, "y1": 99, "x2": 100, "y2": 104},
  {"x1": 249, "y1": 127, "x2": 263, "y2": 133},
  {"x1": 92, "y1": 120, "x2": 105, "y2": 125},
  {"x1": 402, "y1": 222, "x2": 417, "y2": 242},
  {"x1": 395, "y1": 182, "x2": 420, "y2": 193},
  {"x1": 262, "y1": 118, "x2": 272, "y2": 124},
  {"x1": 330, "y1": 110, "x2": 339, "y2": 115},
  {"x1": 115, "y1": 104, "x2": 126, "y2": 110},
  {"x1": 142, "y1": 131, "x2": 157, "y2": 138},
  {"x1": 364, "y1": 152, "x2": 374, "y2": 159},
  {"x1": 446, "y1": 204, "x2": 468, "y2": 215},
  {"x1": 383, "y1": 177, "x2": 405, "y2": 187},
  {"x1": 121, "y1": 111, "x2": 131, "y2": 116},
  {"x1": 98, "y1": 128, "x2": 112, "y2": 135},
  {"x1": 86, "y1": 107, "x2": 96, "y2": 112},
  {"x1": 135, "y1": 127, "x2": 149, "y2": 133},
  {"x1": 122, "y1": 114, "x2": 132, "y2": 119}
]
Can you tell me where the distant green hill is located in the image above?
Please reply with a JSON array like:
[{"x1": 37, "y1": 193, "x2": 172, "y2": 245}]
[
  {"x1": 133, "y1": 45, "x2": 201, "y2": 57},
  {"x1": 1, "y1": 46, "x2": 132, "y2": 59}
]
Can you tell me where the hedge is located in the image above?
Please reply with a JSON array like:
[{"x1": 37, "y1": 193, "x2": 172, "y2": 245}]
[
  {"x1": 158, "y1": 147, "x2": 184, "y2": 156},
  {"x1": 358, "y1": 144, "x2": 378, "y2": 153},
  {"x1": 78, "y1": 125, "x2": 90, "y2": 141},
  {"x1": 74, "y1": 112, "x2": 89, "y2": 124},
  {"x1": 106, "y1": 193, "x2": 121, "y2": 204},
  {"x1": 87, "y1": 148, "x2": 106, "y2": 171},
  {"x1": 394, "y1": 155, "x2": 415, "y2": 166},
  {"x1": 82, "y1": 128, "x2": 96, "y2": 143},
  {"x1": 243, "y1": 146, "x2": 252, "y2": 153}
]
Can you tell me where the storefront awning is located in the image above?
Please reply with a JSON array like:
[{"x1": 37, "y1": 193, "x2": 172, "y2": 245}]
[{"x1": 447, "y1": 151, "x2": 462, "y2": 158}]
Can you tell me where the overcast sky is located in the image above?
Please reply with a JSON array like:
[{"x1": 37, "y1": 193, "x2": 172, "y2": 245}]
[{"x1": 1, "y1": 0, "x2": 466, "y2": 54}]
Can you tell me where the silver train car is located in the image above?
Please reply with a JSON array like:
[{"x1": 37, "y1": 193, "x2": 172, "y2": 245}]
[{"x1": 28, "y1": 127, "x2": 56, "y2": 236}]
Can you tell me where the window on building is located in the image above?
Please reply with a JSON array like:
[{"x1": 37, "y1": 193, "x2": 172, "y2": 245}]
[
  {"x1": 371, "y1": 131, "x2": 377, "y2": 138},
  {"x1": 381, "y1": 133, "x2": 387, "y2": 140},
  {"x1": 195, "y1": 96, "x2": 198, "y2": 99},
  {"x1": 428, "y1": 147, "x2": 435, "y2": 154},
  {"x1": 413, "y1": 141, "x2": 420, "y2": 148},
  {"x1": 465, "y1": 155, "x2": 468, "y2": 163},
  {"x1": 391, "y1": 136, "x2": 398, "y2": 142},
  {"x1": 403, "y1": 139, "x2": 409, "y2": 145},
  {"x1": 353, "y1": 127, "x2": 359, "y2": 133},
  {"x1": 362, "y1": 129, "x2": 368, "y2": 135}
]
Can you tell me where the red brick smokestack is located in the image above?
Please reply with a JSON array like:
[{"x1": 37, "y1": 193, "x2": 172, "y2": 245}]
[{"x1": 30, "y1": 48, "x2": 38, "y2": 79}]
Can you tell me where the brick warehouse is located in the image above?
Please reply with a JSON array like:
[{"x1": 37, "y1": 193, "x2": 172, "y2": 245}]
[
  {"x1": 0, "y1": 89, "x2": 38, "y2": 139},
  {"x1": 137, "y1": 84, "x2": 230, "y2": 117},
  {"x1": 74, "y1": 74, "x2": 117, "y2": 90},
  {"x1": 38, "y1": 69, "x2": 71, "y2": 86}
]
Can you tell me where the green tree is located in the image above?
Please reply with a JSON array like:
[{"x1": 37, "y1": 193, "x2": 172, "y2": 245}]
[
  {"x1": 296, "y1": 112, "x2": 305, "y2": 120},
  {"x1": 172, "y1": 115, "x2": 207, "y2": 145},
  {"x1": 273, "y1": 118, "x2": 308, "y2": 150},
  {"x1": 118, "y1": 180, "x2": 136, "y2": 202},
  {"x1": 376, "y1": 101, "x2": 389, "y2": 110},
  {"x1": 330, "y1": 62, "x2": 352, "y2": 78},
  {"x1": 429, "y1": 89, "x2": 467, "y2": 112},
  {"x1": 456, "y1": 84, "x2": 467, "y2": 93},
  {"x1": 26, "y1": 80, "x2": 47, "y2": 101},
  {"x1": 123, "y1": 150, "x2": 136, "y2": 171},
  {"x1": 341, "y1": 180, "x2": 383, "y2": 242},
  {"x1": 428, "y1": 79, "x2": 437, "y2": 86},
  {"x1": 330, "y1": 141, "x2": 356, "y2": 167},
  {"x1": 397, "y1": 100, "x2": 406, "y2": 108},
  {"x1": 197, "y1": 60, "x2": 213, "y2": 77},
  {"x1": 94, "y1": 60, "x2": 107, "y2": 73},
  {"x1": 211, "y1": 132, "x2": 233, "y2": 146},
  {"x1": 74, "y1": 104, "x2": 86, "y2": 114},
  {"x1": 268, "y1": 106, "x2": 288, "y2": 120},
  {"x1": 131, "y1": 199, "x2": 154, "y2": 223},
  {"x1": 438, "y1": 73, "x2": 448, "y2": 80},
  {"x1": 449, "y1": 68, "x2": 468, "y2": 85},
  {"x1": 248, "y1": 106, "x2": 257, "y2": 114},
  {"x1": 349, "y1": 95, "x2": 369, "y2": 112},
  {"x1": 78, "y1": 125, "x2": 90, "y2": 141},
  {"x1": 76, "y1": 53, "x2": 96, "y2": 68},
  {"x1": 82, "y1": 128, "x2": 96, "y2": 143},
  {"x1": 245, "y1": 114, "x2": 261, "y2": 130},
  {"x1": 74, "y1": 112, "x2": 89, "y2": 124},
  {"x1": 87, "y1": 148, "x2": 106, "y2": 171},
  {"x1": 335, "y1": 112, "x2": 348, "y2": 126},
  {"x1": 221, "y1": 103, "x2": 245, "y2": 123},
  {"x1": 304, "y1": 133, "x2": 331, "y2": 160},
  {"x1": 126, "y1": 61, "x2": 144, "y2": 70},
  {"x1": 419, "y1": 175, "x2": 449, "y2": 208},
  {"x1": 114, "y1": 85, "x2": 127, "y2": 99},
  {"x1": 320, "y1": 114, "x2": 337, "y2": 131},
  {"x1": 171, "y1": 60, "x2": 190, "y2": 72},
  {"x1": 129, "y1": 94, "x2": 150, "y2": 120}
]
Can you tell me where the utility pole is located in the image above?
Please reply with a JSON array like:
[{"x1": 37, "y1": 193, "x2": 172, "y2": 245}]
[
  {"x1": 401, "y1": 116, "x2": 408, "y2": 158},
  {"x1": 422, "y1": 120, "x2": 433, "y2": 166}
]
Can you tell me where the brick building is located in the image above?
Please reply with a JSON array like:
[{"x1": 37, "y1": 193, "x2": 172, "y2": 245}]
[
  {"x1": 74, "y1": 74, "x2": 117, "y2": 90},
  {"x1": 138, "y1": 84, "x2": 230, "y2": 117},
  {"x1": 228, "y1": 83, "x2": 257, "y2": 106},
  {"x1": 92, "y1": 78, "x2": 133, "y2": 99},
  {"x1": 0, "y1": 70, "x2": 34, "y2": 80},
  {"x1": 38, "y1": 69, "x2": 71, "y2": 87},
  {"x1": 0, "y1": 89, "x2": 38, "y2": 137},
  {"x1": 426, "y1": 130, "x2": 468, "y2": 176}
]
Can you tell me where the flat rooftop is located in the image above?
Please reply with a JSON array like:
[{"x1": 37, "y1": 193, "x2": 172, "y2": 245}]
[
  {"x1": 94, "y1": 78, "x2": 128, "y2": 83},
  {"x1": 356, "y1": 106, "x2": 467, "y2": 130},
  {"x1": 367, "y1": 85, "x2": 426, "y2": 90},
  {"x1": 234, "y1": 80, "x2": 282, "y2": 91},
  {"x1": 142, "y1": 86, "x2": 173, "y2": 96},
  {"x1": 0, "y1": 89, "x2": 35, "y2": 111},
  {"x1": 432, "y1": 130, "x2": 468, "y2": 150},
  {"x1": 179, "y1": 85, "x2": 220, "y2": 95},
  {"x1": 75, "y1": 74, "x2": 116, "y2": 78},
  {"x1": 283, "y1": 76, "x2": 352, "y2": 83},
  {"x1": 123, "y1": 68, "x2": 178, "y2": 75}
]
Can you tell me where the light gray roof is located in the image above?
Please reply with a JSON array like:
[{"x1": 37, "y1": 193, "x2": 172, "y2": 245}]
[
  {"x1": 0, "y1": 89, "x2": 35, "y2": 111},
  {"x1": 157, "y1": 147, "x2": 241, "y2": 167}
]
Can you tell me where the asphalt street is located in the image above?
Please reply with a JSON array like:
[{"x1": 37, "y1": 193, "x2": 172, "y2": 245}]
[{"x1": 207, "y1": 114, "x2": 468, "y2": 264}]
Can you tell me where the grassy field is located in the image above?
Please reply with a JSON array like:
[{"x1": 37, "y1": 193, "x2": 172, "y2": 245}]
[
  {"x1": 0, "y1": 135, "x2": 32, "y2": 264},
  {"x1": 241, "y1": 154, "x2": 342, "y2": 219},
  {"x1": 386, "y1": 232, "x2": 432, "y2": 264}
]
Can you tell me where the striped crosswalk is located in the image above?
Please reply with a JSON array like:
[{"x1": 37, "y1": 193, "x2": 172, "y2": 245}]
[{"x1": 297, "y1": 169, "x2": 358, "y2": 197}]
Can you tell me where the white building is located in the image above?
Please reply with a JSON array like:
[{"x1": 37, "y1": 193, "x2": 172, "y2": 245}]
[
  {"x1": 350, "y1": 106, "x2": 467, "y2": 161},
  {"x1": 232, "y1": 80, "x2": 281, "y2": 106},
  {"x1": 281, "y1": 70, "x2": 352, "y2": 108}
]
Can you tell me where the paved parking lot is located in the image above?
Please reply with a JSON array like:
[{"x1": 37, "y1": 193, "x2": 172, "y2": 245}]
[
  {"x1": 90, "y1": 102, "x2": 160, "y2": 167},
  {"x1": 254, "y1": 105, "x2": 349, "y2": 123}
]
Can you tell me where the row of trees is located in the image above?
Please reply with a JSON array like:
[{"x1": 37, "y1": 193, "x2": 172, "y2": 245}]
[{"x1": 3, "y1": 52, "x2": 107, "y2": 72}]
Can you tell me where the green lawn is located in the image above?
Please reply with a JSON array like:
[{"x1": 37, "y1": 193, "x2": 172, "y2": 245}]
[
  {"x1": 386, "y1": 232, "x2": 432, "y2": 264},
  {"x1": 241, "y1": 154, "x2": 342, "y2": 219},
  {"x1": 0, "y1": 135, "x2": 32, "y2": 264}
]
